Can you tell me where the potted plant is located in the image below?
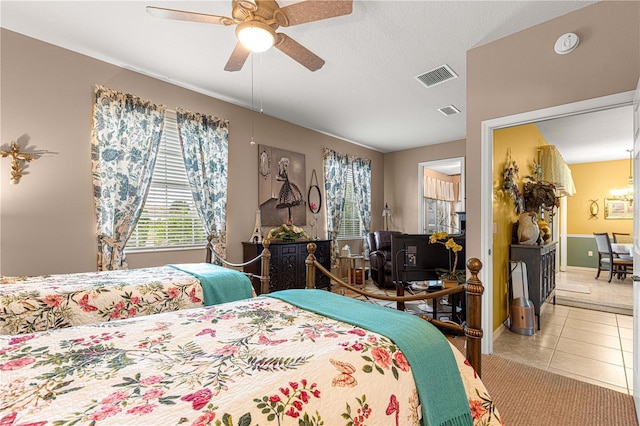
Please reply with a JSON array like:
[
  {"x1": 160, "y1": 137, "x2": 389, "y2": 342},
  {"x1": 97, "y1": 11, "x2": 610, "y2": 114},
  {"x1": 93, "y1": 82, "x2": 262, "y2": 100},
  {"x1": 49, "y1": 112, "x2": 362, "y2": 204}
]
[
  {"x1": 523, "y1": 180, "x2": 559, "y2": 215},
  {"x1": 266, "y1": 223, "x2": 310, "y2": 242},
  {"x1": 429, "y1": 232, "x2": 464, "y2": 287}
]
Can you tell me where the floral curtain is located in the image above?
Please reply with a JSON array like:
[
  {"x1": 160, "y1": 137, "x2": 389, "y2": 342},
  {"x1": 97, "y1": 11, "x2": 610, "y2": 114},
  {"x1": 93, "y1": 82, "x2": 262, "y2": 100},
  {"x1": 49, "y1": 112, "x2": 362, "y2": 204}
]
[
  {"x1": 351, "y1": 156, "x2": 372, "y2": 248},
  {"x1": 91, "y1": 86, "x2": 165, "y2": 270},
  {"x1": 323, "y1": 148, "x2": 349, "y2": 265},
  {"x1": 176, "y1": 108, "x2": 229, "y2": 259}
]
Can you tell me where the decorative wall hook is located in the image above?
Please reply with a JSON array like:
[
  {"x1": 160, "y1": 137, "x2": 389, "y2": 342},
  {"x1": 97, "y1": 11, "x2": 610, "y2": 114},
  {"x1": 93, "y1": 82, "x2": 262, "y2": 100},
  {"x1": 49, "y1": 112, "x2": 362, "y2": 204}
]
[
  {"x1": 1, "y1": 141, "x2": 36, "y2": 184},
  {"x1": 0, "y1": 138, "x2": 57, "y2": 184},
  {"x1": 588, "y1": 199, "x2": 599, "y2": 219}
]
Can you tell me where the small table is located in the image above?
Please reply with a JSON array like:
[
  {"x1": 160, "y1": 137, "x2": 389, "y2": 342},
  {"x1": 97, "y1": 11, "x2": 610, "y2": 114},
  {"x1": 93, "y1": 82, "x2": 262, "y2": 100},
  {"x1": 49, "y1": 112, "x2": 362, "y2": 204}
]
[
  {"x1": 404, "y1": 281, "x2": 466, "y2": 326},
  {"x1": 340, "y1": 255, "x2": 366, "y2": 287}
]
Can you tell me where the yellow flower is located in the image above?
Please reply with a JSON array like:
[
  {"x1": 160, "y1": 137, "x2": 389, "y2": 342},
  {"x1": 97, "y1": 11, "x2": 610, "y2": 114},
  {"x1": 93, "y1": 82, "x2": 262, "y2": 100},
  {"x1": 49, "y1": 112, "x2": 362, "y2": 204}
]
[
  {"x1": 428, "y1": 232, "x2": 464, "y2": 281},
  {"x1": 429, "y1": 232, "x2": 449, "y2": 243},
  {"x1": 444, "y1": 238, "x2": 463, "y2": 253}
]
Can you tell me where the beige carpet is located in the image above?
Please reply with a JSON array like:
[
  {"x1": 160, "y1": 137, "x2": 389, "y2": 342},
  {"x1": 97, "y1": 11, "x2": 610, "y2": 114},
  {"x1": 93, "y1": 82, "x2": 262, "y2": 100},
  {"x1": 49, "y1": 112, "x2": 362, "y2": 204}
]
[{"x1": 480, "y1": 355, "x2": 638, "y2": 426}]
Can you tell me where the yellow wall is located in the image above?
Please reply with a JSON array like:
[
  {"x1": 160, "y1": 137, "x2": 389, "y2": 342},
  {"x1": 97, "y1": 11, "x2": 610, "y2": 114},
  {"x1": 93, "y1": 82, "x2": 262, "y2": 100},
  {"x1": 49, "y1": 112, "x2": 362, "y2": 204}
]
[
  {"x1": 567, "y1": 160, "x2": 634, "y2": 235},
  {"x1": 492, "y1": 127, "x2": 634, "y2": 329},
  {"x1": 492, "y1": 124, "x2": 546, "y2": 330}
]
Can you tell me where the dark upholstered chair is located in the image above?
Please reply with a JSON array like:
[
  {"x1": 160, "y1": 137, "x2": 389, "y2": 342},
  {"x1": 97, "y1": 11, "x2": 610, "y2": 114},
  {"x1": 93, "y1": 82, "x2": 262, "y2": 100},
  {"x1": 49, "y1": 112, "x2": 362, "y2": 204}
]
[
  {"x1": 594, "y1": 232, "x2": 633, "y2": 282},
  {"x1": 368, "y1": 231, "x2": 401, "y2": 289}
]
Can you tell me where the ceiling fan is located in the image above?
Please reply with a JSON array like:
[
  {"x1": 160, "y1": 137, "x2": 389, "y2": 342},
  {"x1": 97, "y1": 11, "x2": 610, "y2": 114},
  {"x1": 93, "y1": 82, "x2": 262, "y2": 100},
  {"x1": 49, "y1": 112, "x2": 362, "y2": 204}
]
[{"x1": 146, "y1": 0, "x2": 353, "y2": 72}]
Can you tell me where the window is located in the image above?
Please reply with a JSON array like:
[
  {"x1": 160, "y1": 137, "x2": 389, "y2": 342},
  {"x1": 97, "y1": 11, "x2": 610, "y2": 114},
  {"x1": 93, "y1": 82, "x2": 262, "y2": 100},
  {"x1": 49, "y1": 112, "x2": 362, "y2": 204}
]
[
  {"x1": 127, "y1": 110, "x2": 206, "y2": 250},
  {"x1": 424, "y1": 198, "x2": 455, "y2": 233},
  {"x1": 338, "y1": 166, "x2": 362, "y2": 238}
]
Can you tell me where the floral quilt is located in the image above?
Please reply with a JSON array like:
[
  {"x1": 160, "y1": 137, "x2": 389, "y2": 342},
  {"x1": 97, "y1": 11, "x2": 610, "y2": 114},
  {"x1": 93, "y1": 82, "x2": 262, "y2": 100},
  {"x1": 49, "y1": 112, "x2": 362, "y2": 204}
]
[
  {"x1": 0, "y1": 265, "x2": 253, "y2": 335},
  {"x1": 0, "y1": 297, "x2": 502, "y2": 426}
]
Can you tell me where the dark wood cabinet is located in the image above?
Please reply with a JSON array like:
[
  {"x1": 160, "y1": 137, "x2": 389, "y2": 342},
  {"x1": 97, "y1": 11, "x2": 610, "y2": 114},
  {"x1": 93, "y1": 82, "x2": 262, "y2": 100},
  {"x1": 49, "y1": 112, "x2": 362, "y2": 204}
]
[
  {"x1": 510, "y1": 242, "x2": 557, "y2": 329},
  {"x1": 242, "y1": 240, "x2": 331, "y2": 294}
]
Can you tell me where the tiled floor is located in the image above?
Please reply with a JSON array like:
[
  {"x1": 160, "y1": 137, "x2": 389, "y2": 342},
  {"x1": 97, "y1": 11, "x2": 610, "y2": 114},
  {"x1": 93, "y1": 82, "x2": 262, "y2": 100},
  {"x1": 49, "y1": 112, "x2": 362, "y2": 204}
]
[
  {"x1": 554, "y1": 266, "x2": 634, "y2": 316},
  {"x1": 493, "y1": 266, "x2": 635, "y2": 394}
]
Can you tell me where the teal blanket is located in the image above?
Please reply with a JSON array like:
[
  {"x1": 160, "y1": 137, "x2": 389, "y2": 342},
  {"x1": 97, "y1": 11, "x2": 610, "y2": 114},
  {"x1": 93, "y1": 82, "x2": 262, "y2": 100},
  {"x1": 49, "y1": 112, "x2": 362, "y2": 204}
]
[
  {"x1": 266, "y1": 289, "x2": 472, "y2": 426},
  {"x1": 168, "y1": 263, "x2": 253, "y2": 306}
]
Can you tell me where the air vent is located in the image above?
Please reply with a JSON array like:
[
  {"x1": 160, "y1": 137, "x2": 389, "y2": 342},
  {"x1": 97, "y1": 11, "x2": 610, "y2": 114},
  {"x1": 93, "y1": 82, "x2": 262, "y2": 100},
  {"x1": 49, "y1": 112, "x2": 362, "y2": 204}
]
[
  {"x1": 416, "y1": 64, "x2": 458, "y2": 88},
  {"x1": 438, "y1": 105, "x2": 461, "y2": 116}
]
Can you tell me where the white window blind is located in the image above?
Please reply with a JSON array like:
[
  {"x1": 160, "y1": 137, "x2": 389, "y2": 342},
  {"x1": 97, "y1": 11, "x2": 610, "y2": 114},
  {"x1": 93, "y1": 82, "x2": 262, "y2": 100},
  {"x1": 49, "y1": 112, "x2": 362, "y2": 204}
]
[
  {"x1": 127, "y1": 110, "x2": 207, "y2": 250},
  {"x1": 338, "y1": 167, "x2": 362, "y2": 238}
]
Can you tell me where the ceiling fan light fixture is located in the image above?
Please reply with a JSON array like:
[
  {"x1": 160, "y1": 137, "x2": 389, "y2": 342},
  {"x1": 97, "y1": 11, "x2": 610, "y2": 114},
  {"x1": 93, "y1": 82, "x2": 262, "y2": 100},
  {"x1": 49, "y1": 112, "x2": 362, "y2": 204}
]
[{"x1": 236, "y1": 21, "x2": 276, "y2": 53}]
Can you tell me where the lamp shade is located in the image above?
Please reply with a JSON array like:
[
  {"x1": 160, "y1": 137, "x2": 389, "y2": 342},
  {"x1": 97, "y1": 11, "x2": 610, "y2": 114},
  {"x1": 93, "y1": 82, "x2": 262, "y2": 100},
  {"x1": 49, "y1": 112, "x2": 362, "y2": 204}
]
[
  {"x1": 539, "y1": 145, "x2": 576, "y2": 196},
  {"x1": 236, "y1": 21, "x2": 276, "y2": 53},
  {"x1": 382, "y1": 203, "x2": 392, "y2": 217}
]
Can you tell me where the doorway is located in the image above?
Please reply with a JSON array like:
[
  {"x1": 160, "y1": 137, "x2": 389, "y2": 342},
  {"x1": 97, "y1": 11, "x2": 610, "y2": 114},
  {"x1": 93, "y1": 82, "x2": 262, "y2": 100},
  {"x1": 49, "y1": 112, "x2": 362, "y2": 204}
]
[
  {"x1": 480, "y1": 90, "x2": 636, "y2": 355},
  {"x1": 418, "y1": 157, "x2": 465, "y2": 235}
]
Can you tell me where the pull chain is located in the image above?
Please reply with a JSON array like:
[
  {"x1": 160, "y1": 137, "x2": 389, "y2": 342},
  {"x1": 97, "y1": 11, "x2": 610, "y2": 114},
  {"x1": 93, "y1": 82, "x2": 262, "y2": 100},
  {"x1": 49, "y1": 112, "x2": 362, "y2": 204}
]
[{"x1": 250, "y1": 55, "x2": 256, "y2": 146}]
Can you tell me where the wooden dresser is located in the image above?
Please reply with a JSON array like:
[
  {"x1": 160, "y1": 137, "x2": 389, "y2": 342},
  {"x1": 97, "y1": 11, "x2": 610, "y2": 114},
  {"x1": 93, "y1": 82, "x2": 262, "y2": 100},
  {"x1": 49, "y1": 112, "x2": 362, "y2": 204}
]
[
  {"x1": 242, "y1": 240, "x2": 332, "y2": 294},
  {"x1": 510, "y1": 242, "x2": 557, "y2": 330}
]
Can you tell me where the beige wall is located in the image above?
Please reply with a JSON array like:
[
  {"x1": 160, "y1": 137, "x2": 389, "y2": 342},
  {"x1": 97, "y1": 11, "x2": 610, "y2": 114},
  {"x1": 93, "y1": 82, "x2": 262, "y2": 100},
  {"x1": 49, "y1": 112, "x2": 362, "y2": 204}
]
[
  {"x1": 0, "y1": 29, "x2": 384, "y2": 276},
  {"x1": 384, "y1": 139, "x2": 465, "y2": 234},
  {"x1": 3, "y1": 1, "x2": 639, "y2": 293},
  {"x1": 466, "y1": 1, "x2": 640, "y2": 331}
]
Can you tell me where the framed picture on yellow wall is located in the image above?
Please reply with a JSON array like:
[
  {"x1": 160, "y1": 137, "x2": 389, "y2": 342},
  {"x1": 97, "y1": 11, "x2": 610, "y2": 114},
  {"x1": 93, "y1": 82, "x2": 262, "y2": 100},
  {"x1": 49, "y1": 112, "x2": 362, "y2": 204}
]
[{"x1": 604, "y1": 198, "x2": 633, "y2": 220}]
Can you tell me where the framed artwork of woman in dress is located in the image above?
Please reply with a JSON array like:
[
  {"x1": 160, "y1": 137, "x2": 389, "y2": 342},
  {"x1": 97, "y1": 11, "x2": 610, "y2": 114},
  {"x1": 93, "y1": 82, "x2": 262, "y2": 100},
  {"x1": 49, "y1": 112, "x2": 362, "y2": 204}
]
[{"x1": 258, "y1": 145, "x2": 306, "y2": 226}]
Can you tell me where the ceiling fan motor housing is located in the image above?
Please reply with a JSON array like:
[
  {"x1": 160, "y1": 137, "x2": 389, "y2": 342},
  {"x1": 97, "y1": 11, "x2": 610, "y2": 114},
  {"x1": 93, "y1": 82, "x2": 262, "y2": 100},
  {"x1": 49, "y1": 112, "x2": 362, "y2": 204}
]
[{"x1": 232, "y1": 0, "x2": 280, "y2": 25}]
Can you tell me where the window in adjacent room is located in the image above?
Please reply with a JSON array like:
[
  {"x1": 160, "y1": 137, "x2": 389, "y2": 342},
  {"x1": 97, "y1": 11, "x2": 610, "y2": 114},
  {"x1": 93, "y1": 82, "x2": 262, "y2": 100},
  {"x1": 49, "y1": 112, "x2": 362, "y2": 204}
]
[
  {"x1": 424, "y1": 198, "x2": 454, "y2": 233},
  {"x1": 128, "y1": 110, "x2": 206, "y2": 250},
  {"x1": 420, "y1": 158, "x2": 465, "y2": 234},
  {"x1": 338, "y1": 166, "x2": 362, "y2": 239}
]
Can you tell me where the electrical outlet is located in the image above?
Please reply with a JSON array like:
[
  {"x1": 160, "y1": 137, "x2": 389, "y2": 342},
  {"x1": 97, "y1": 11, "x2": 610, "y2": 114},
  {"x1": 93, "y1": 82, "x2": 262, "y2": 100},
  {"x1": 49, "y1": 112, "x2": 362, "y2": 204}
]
[
  {"x1": 407, "y1": 245, "x2": 417, "y2": 266},
  {"x1": 588, "y1": 250, "x2": 593, "y2": 257}
]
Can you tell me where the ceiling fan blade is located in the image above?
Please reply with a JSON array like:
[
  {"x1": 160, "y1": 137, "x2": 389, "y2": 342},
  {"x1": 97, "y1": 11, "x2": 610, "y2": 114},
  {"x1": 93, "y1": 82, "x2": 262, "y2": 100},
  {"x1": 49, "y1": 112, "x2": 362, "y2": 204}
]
[
  {"x1": 275, "y1": 0, "x2": 353, "y2": 27},
  {"x1": 224, "y1": 42, "x2": 251, "y2": 72},
  {"x1": 146, "y1": 6, "x2": 235, "y2": 26},
  {"x1": 275, "y1": 34, "x2": 325, "y2": 72}
]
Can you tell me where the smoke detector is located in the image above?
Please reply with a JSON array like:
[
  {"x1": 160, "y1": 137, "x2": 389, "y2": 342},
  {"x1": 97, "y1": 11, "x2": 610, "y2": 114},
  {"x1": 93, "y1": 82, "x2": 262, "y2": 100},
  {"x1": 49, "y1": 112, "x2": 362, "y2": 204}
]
[{"x1": 554, "y1": 33, "x2": 579, "y2": 54}]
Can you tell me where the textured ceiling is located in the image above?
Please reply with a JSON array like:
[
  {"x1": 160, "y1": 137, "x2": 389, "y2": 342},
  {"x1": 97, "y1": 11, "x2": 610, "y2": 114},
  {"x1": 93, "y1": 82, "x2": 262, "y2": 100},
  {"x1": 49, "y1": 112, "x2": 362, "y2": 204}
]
[{"x1": 3, "y1": 0, "x2": 631, "y2": 163}]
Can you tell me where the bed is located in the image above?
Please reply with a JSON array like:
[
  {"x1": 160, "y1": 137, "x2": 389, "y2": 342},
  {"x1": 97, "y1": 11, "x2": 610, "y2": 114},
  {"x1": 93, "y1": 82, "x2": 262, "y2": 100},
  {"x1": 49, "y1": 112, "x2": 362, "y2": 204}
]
[
  {"x1": 0, "y1": 288, "x2": 501, "y2": 425},
  {"x1": 0, "y1": 242, "x2": 270, "y2": 335},
  {"x1": 0, "y1": 263, "x2": 255, "y2": 335}
]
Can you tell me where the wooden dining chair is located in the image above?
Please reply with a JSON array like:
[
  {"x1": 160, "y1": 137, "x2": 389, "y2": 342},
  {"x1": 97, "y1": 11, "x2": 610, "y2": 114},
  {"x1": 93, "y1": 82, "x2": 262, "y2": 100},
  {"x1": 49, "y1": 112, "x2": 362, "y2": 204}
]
[
  {"x1": 594, "y1": 232, "x2": 633, "y2": 282},
  {"x1": 612, "y1": 232, "x2": 633, "y2": 244}
]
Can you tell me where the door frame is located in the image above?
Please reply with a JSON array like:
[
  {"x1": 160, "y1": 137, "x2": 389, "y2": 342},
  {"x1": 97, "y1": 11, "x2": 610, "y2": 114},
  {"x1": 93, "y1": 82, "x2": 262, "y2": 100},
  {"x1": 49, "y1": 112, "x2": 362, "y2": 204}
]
[
  {"x1": 480, "y1": 90, "x2": 636, "y2": 355},
  {"x1": 631, "y1": 78, "x2": 639, "y2": 422}
]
